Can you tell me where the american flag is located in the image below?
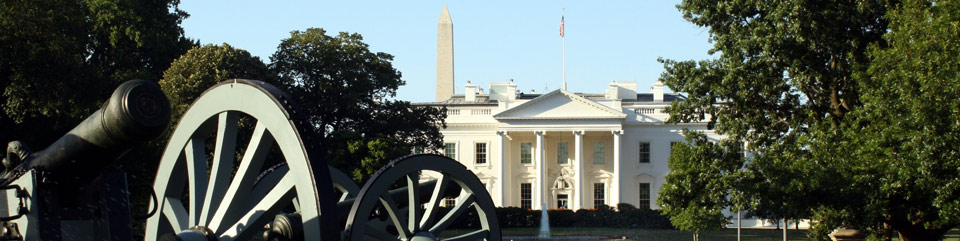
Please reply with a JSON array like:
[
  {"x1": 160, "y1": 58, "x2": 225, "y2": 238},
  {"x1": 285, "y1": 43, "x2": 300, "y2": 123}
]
[{"x1": 560, "y1": 15, "x2": 565, "y2": 37}]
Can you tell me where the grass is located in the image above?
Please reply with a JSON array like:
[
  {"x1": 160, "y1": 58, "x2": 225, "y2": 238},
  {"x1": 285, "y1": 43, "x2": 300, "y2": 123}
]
[{"x1": 442, "y1": 227, "x2": 960, "y2": 241}]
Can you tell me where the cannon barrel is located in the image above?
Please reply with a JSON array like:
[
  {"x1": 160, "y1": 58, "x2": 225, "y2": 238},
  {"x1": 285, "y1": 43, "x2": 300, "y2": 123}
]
[{"x1": 17, "y1": 79, "x2": 171, "y2": 187}]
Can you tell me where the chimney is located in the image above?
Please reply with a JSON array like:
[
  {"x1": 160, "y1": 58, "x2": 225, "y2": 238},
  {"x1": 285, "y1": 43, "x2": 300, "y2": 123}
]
[
  {"x1": 465, "y1": 81, "x2": 477, "y2": 102},
  {"x1": 652, "y1": 80, "x2": 665, "y2": 102},
  {"x1": 607, "y1": 80, "x2": 619, "y2": 100},
  {"x1": 507, "y1": 79, "x2": 517, "y2": 100},
  {"x1": 436, "y1": 4, "x2": 454, "y2": 101}
]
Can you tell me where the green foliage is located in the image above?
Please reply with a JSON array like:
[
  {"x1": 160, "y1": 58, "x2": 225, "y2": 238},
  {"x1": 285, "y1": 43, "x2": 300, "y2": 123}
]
[
  {"x1": 269, "y1": 28, "x2": 446, "y2": 182},
  {"x1": 0, "y1": 0, "x2": 193, "y2": 147},
  {"x1": 159, "y1": 43, "x2": 273, "y2": 122},
  {"x1": 846, "y1": 0, "x2": 960, "y2": 239},
  {"x1": 658, "y1": 131, "x2": 742, "y2": 234},
  {"x1": 660, "y1": 0, "x2": 960, "y2": 240},
  {"x1": 489, "y1": 205, "x2": 672, "y2": 229}
]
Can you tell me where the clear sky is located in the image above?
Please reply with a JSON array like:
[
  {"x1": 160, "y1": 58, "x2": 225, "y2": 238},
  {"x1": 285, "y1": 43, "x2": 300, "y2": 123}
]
[{"x1": 178, "y1": 1, "x2": 715, "y2": 102}]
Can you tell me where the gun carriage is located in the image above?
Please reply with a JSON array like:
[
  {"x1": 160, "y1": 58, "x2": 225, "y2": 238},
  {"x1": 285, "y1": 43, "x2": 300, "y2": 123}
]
[{"x1": 1, "y1": 79, "x2": 501, "y2": 241}]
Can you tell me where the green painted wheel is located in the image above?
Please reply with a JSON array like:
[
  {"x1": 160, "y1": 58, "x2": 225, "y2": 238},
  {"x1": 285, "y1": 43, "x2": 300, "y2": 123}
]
[
  {"x1": 146, "y1": 79, "x2": 339, "y2": 241},
  {"x1": 343, "y1": 154, "x2": 502, "y2": 241}
]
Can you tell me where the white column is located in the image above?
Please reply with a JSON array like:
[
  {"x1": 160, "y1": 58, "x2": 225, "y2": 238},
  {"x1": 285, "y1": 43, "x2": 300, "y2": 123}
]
[
  {"x1": 612, "y1": 130, "x2": 623, "y2": 205},
  {"x1": 535, "y1": 131, "x2": 546, "y2": 210},
  {"x1": 573, "y1": 130, "x2": 584, "y2": 210},
  {"x1": 497, "y1": 131, "x2": 507, "y2": 207}
]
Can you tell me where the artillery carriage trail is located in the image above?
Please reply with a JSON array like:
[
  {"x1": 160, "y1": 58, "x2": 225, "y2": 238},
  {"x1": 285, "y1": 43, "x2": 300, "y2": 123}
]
[{"x1": 0, "y1": 79, "x2": 501, "y2": 241}]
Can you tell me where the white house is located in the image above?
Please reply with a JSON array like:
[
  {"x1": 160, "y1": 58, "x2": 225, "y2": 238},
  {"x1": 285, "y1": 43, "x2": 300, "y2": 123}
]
[{"x1": 417, "y1": 5, "x2": 807, "y2": 229}]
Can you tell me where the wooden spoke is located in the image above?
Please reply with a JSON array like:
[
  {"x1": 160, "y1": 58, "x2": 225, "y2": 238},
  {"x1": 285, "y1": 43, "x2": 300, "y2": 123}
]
[
  {"x1": 185, "y1": 138, "x2": 208, "y2": 227},
  {"x1": 218, "y1": 173, "x2": 296, "y2": 240},
  {"x1": 207, "y1": 122, "x2": 271, "y2": 233},
  {"x1": 429, "y1": 194, "x2": 476, "y2": 234},
  {"x1": 419, "y1": 174, "x2": 450, "y2": 230},
  {"x1": 199, "y1": 112, "x2": 239, "y2": 226},
  {"x1": 406, "y1": 172, "x2": 421, "y2": 233},
  {"x1": 378, "y1": 192, "x2": 410, "y2": 240}
]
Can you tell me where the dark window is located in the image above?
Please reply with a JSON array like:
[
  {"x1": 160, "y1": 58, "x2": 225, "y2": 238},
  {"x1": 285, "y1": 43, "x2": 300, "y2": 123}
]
[
  {"x1": 475, "y1": 143, "x2": 487, "y2": 164},
  {"x1": 557, "y1": 142, "x2": 569, "y2": 164},
  {"x1": 444, "y1": 143, "x2": 456, "y2": 159},
  {"x1": 444, "y1": 197, "x2": 456, "y2": 207},
  {"x1": 521, "y1": 183, "x2": 532, "y2": 209},
  {"x1": 593, "y1": 142, "x2": 605, "y2": 164},
  {"x1": 639, "y1": 142, "x2": 651, "y2": 163},
  {"x1": 735, "y1": 142, "x2": 745, "y2": 158},
  {"x1": 594, "y1": 183, "x2": 605, "y2": 208},
  {"x1": 521, "y1": 143, "x2": 532, "y2": 164},
  {"x1": 639, "y1": 183, "x2": 651, "y2": 209},
  {"x1": 556, "y1": 194, "x2": 569, "y2": 209}
]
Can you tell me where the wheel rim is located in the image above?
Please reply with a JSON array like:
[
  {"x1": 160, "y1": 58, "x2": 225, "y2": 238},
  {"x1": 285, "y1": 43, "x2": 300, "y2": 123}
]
[
  {"x1": 146, "y1": 79, "x2": 338, "y2": 241},
  {"x1": 344, "y1": 154, "x2": 502, "y2": 241}
]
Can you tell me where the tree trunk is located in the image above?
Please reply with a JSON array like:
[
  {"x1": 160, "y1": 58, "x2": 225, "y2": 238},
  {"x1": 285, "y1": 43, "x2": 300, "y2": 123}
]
[{"x1": 694, "y1": 230, "x2": 700, "y2": 241}]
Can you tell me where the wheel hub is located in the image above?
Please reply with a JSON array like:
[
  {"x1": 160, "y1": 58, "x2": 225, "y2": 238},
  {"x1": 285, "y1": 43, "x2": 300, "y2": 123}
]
[{"x1": 410, "y1": 231, "x2": 439, "y2": 241}]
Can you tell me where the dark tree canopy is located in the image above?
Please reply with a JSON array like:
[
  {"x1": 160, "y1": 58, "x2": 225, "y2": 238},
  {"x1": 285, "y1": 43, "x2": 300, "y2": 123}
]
[
  {"x1": 659, "y1": 0, "x2": 960, "y2": 240},
  {"x1": 0, "y1": 0, "x2": 194, "y2": 147},
  {"x1": 160, "y1": 43, "x2": 273, "y2": 122},
  {"x1": 270, "y1": 28, "x2": 446, "y2": 181}
]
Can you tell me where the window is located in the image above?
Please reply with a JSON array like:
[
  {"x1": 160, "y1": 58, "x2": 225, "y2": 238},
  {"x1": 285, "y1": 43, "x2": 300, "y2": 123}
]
[
  {"x1": 594, "y1": 183, "x2": 605, "y2": 208},
  {"x1": 734, "y1": 142, "x2": 745, "y2": 159},
  {"x1": 639, "y1": 183, "x2": 651, "y2": 209},
  {"x1": 520, "y1": 143, "x2": 532, "y2": 164},
  {"x1": 413, "y1": 146, "x2": 424, "y2": 154},
  {"x1": 557, "y1": 142, "x2": 569, "y2": 164},
  {"x1": 639, "y1": 142, "x2": 651, "y2": 163},
  {"x1": 475, "y1": 143, "x2": 487, "y2": 164},
  {"x1": 556, "y1": 194, "x2": 569, "y2": 209},
  {"x1": 593, "y1": 142, "x2": 605, "y2": 164},
  {"x1": 520, "y1": 183, "x2": 532, "y2": 209},
  {"x1": 444, "y1": 197, "x2": 457, "y2": 207},
  {"x1": 443, "y1": 143, "x2": 456, "y2": 159}
]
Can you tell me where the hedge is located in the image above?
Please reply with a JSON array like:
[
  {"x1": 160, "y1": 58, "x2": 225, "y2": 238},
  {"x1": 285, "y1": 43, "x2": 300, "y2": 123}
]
[{"x1": 440, "y1": 203, "x2": 674, "y2": 229}]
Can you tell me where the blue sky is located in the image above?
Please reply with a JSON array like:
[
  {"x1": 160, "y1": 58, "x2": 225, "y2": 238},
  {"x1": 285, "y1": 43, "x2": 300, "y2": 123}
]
[{"x1": 179, "y1": 1, "x2": 715, "y2": 102}]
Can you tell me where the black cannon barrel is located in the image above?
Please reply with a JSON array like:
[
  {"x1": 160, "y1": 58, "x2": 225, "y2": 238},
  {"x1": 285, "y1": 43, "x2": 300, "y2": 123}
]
[{"x1": 19, "y1": 79, "x2": 171, "y2": 187}]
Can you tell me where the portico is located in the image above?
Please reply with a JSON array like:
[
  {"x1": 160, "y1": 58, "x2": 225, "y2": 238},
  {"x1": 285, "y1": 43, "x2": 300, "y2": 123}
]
[
  {"x1": 495, "y1": 129, "x2": 623, "y2": 210},
  {"x1": 490, "y1": 89, "x2": 627, "y2": 210}
]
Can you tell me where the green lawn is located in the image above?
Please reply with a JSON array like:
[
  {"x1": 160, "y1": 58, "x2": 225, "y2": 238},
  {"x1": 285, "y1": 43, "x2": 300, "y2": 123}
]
[{"x1": 443, "y1": 227, "x2": 960, "y2": 241}]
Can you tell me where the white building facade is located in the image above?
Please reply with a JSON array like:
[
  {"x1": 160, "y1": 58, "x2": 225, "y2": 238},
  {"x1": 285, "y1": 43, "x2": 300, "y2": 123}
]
[{"x1": 417, "y1": 80, "x2": 720, "y2": 212}]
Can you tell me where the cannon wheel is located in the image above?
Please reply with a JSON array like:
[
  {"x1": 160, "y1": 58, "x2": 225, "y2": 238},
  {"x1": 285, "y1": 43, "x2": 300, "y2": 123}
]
[
  {"x1": 343, "y1": 154, "x2": 502, "y2": 241},
  {"x1": 146, "y1": 79, "x2": 339, "y2": 241}
]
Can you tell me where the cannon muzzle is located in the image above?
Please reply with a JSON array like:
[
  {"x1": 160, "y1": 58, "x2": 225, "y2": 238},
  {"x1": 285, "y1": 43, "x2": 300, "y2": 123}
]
[{"x1": 15, "y1": 79, "x2": 171, "y2": 187}]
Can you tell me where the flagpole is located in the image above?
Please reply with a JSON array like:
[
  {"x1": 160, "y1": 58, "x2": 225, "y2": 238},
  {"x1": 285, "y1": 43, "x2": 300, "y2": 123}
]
[{"x1": 562, "y1": 8, "x2": 566, "y2": 91}]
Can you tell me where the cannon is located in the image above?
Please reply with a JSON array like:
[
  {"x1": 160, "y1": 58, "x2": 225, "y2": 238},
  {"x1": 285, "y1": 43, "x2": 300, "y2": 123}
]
[
  {"x1": 0, "y1": 79, "x2": 172, "y2": 240},
  {"x1": 1, "y1": 79, "x2": 501, "y2": 241},
  {"x1": 146, "y1": 79, "x2": 500, "y2": 241}
]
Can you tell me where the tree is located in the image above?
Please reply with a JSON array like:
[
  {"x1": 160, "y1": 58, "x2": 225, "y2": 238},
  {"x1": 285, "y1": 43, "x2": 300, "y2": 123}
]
[
  {"x1": 658, "y1": 132, "x2": 743, "y2": 241},
  {"x1": 269, "y1": 28, "x2": 446, "y2": 182},
  {"x1": 842, "y1": 0, "x2": 960, "y2": 240},
  {"x1": 159, "y1": 43, "x2": 273, "y2": 122},
  {"x1": 0, "y1": 0, "x2": 193, "y2": 148},
  {"x1": 659, "y1": 0, "x2": 960, "y2": 240}
]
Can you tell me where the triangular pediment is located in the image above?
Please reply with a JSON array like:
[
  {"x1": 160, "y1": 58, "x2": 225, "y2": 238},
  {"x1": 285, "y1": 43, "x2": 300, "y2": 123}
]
[{"x1": 494, "y1": 89, "x2": 626, "y2": 120}]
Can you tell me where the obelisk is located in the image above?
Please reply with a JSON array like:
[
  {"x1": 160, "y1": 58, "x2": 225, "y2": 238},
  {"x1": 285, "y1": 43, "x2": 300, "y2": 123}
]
[{"x1": 436, "y1": 4, "x2": 454, "y2": 102}]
